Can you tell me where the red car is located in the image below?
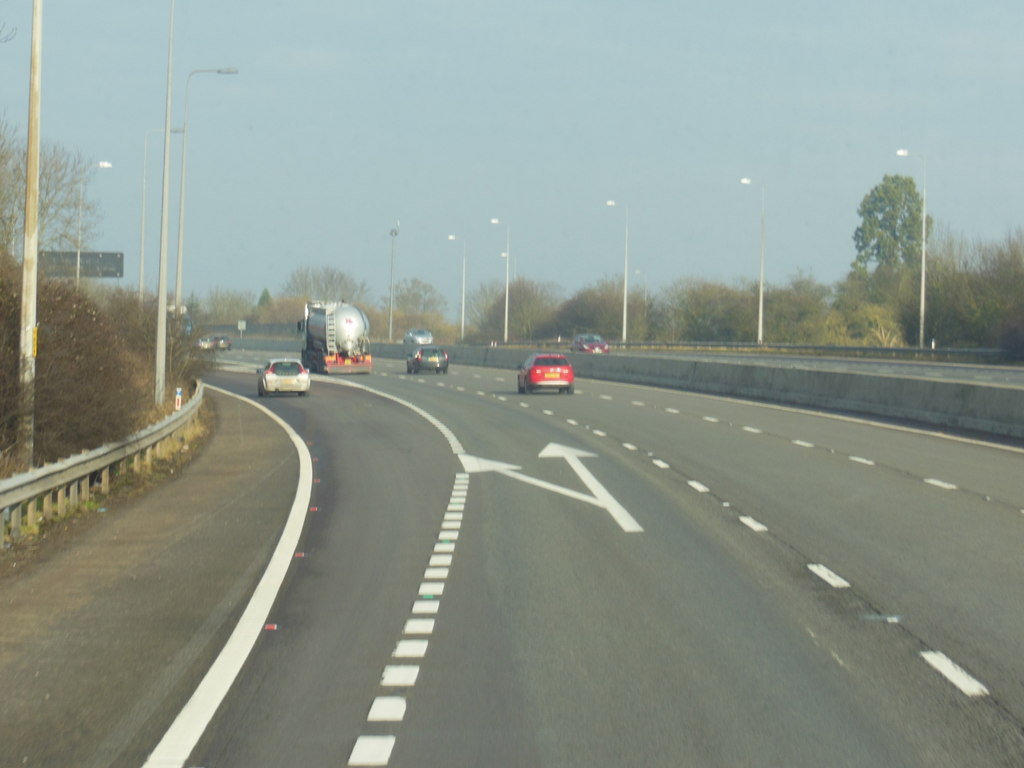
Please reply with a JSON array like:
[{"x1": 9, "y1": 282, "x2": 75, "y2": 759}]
[
  {"x1": 571, "y1": 333, "x2": 609, "y2": 353},
  {"x1": 517, "y1": 353, "x2": 575, "y2": 394}
]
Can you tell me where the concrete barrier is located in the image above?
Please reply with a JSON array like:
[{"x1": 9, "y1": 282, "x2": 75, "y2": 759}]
[{"x1": 375, "y1": 343, "x2": 1024, "y2": 441}]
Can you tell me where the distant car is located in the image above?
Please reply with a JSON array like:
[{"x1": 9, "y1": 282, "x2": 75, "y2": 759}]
[
  {"x1": 257, "y1": 359, "x2": 310, "y2": 396},
  {"x1": 197, "y1": 336, "x2": 215, "y2": 350},
  {"x1": 571, "y1": 333, "x2": 609, "y2": 354},
  {"x1": 214, "y1": 335, "x2": 233, "y2": 350},
  {"x1": 403, "y1": 328, "x2": 434, "y2": 345},
  {"x1": 517, "y1": 353, "x2": 575, "y2": 394},
  {"x1": 407, "y1": 345, "x2": 449, "y2": 374}
]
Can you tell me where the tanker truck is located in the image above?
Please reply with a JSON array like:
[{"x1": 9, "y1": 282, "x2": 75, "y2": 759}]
[{"x1": 299, "y1": 301, "x2": 373, "y2": 374}]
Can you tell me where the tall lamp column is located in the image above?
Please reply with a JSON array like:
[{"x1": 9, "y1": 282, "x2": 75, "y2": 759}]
[
  {"x1": 897, "y1": 148, "x2": 928, "y2": 348},
  {"x1": 490, "y1": 218, "x2": 510, "y2": 343},
  {"x1": 448, "y1": 234, "x2": 467, "y2": 340},
  {"x1": 173, "y1": 67, "x2": 237, "y2": 312},
  {"x1": 739, "y1": 178, "x2": 766, "y2": 344},
  {"x1": 388, "y1": 221, "x2": 399, "y2": 341},
  {"x1": 606, "y1": 200, "x2": 629, "y2": 343}
]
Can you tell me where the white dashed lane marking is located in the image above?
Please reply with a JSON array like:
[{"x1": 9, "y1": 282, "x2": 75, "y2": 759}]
[
  {"x1": 368, "y1": 697, "x2": 406, "y2": 722},
  {"x1": 381, "y1": 666, "x2": 419, "y2": 686},
  {"x1": 351, "y1": 472, "x2": 469, "y2": 765},
  {"x1": 740, "y1": 516, "x2": 768, "y2": 532},
  {"x1": 925, "y1": 478, "x2": 958, "y2": 491},
  {"x1": 920, "y1": 651, "x2": 989, "y2": 697},
  {"x1": 807, "y1": 564, "x2": 851, "y2": 589},
  {"x1": 349, "y1": 735, "x2": 395, "y2": 766}
]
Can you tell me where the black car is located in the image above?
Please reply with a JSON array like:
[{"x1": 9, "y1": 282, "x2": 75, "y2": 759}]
[{"x1": 406, "y1": 345, "x2": 449, "y2": 374}]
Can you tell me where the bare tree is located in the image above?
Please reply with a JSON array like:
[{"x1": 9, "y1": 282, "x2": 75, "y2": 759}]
[
  {"x1": 201, "y1": 288, "x2": 256, "y2": 324},
  {"x1": 0, "y1": 119, "x2": 99, "y2": 255},
  {"x1": 281, "y1": 265, "x2": 370, "y2": 305}
]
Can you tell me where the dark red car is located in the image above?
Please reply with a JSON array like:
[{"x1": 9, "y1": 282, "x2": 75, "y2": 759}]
[
  {"x1": 571, "y1": 333, "x2": 609, "y2": 354},
  {"x1": 517, "y1": 353, "x2": 575, "y2": 394}
]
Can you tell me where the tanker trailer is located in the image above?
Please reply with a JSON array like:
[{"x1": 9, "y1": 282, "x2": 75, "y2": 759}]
[{"x1": 299, "y1": 301, "x2": 373, "y2": 374}]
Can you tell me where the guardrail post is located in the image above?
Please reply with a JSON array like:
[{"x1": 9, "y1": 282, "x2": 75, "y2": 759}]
[
  {"x1": 26, "y1": 498, "x2": 37, "y2": 531},
  {"x1": 10, "y1": 503, "x2": 21, "y2": 541}
]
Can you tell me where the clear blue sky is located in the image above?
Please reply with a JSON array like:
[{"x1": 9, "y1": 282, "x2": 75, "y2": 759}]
[{"x1": 2, "y1": 1, "x2": 1021, "y2": 321}]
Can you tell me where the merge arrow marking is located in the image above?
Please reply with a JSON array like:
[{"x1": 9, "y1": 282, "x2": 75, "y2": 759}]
[
  {"x1": 459, "y1": 453, "x2": 599, "y2": 507},
  {"x1": 458, "y1": 446, "x2": 643, "y2": 533},
  {"x1": 540, "y1": 443, "x2": 644, "y2": 533}
]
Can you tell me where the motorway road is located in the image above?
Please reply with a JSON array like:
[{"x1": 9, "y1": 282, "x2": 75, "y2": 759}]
[{"x1": 165, "y1": 356, "x2": 1024, "y2": 766}]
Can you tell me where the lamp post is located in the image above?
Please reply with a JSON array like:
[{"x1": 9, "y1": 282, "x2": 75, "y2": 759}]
[
  {"x1": 388, "y1": 221, "x2": 399, "y2": 341},
  {"x1": 155, "y1": 0, "x2": 176, "y2": 406},
  {"x1": 739, "y1": 178, "x2": 766, "y2": 344},
  {"x1": 896, "y1": 148, "x2": 928, "y2": 348},
  {"x1": 173, "y1": 67, "x2": 237, "y2": 312},
  {"x1": 605, "y1": 201, "x2": 629, "y2": 343},
  {"x1": 448, "y1": 234, "x2": 467, "y2": 340},
  {"x1": 490, "y1": 218, "x2": 510, "y2": 343},
  {"x1": 138, "y1": 129, "x2": 162, "y2": 301},
  {"x1": 76, "y1": 161, "x2": 113, "y2": 288},
  {"x1": 17, "y1": 0, "x2": 42, "y2": 468}
]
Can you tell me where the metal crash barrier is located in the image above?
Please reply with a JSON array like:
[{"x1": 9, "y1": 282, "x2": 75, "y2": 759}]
[{"x1": 1, "y1": 382, "x2": 205, "y2": 546}]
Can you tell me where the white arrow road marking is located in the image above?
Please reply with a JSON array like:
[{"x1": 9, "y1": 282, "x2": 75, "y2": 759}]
[{"x1": 458, "y1": 444, "x2": 643, "y2": 533}]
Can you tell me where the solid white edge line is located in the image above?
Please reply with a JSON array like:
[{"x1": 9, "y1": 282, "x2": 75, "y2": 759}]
[
  {"x1": 920, "y1": 651, "x2": 990, "y2": 697},
  {"x1": 143, "y1": 385, "x2": 314, "y2": 768}
]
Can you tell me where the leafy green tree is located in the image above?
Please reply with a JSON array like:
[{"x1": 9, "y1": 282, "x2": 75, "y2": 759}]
[{"x1": 852, "y1": 174, "x2": 931, "y2": 273}]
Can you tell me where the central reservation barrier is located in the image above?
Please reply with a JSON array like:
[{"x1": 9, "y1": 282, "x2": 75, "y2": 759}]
[{"x1": 373, "y1": 343, "x2": 1024, "y2": 442}]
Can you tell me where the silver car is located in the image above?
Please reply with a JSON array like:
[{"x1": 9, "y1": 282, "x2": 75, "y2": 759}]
[
  {"x1": 257, "y1": 359, "x2": 311, "y2": 396},
  {"x1": 403, "y1": 328, "x2": 433, "y2": 345}
]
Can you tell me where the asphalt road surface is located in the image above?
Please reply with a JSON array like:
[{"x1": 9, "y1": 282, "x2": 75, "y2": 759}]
[
  {"x1": 6, "y1": 354, "x2": 1023, "y2": 767},
  {"x1": 183, "y1": 357, "x2": 1024, "y2": 766}
]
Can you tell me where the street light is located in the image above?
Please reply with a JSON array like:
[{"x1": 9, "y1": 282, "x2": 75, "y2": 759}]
[
  {"x1": 17, "y1": 0, "x2": 42, "y2": 468},
  {"x1": 137, "y1": 129, "x2": 163, "y2": 301},
  {"x1": 739, "y1": 178, "x2": 766, "y2": 344},
  {"x1": 490, "y1": 218, "x2": 510, "y2": 343},
  {"x1": 605, "y1": 200, "x2": 629, "y2": 343},
  {"x1": 448, "y1": 234, "x2": 467, "y2": 340},
  {"x1": 388, "y1": 221, "x2": 399, "y2": 341},
  {"x1": 897, "y1": 148, "x2": 928, "y2": 349},
  {"x1": 173, "y1": 67, "x2": 237, "y2": 312},
  {"x1": 155, "y1": 0, "x2": 177, "y2": 406},
  {"x1": 76, "y1": 160, "x2": 113, "y2": 288}
]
